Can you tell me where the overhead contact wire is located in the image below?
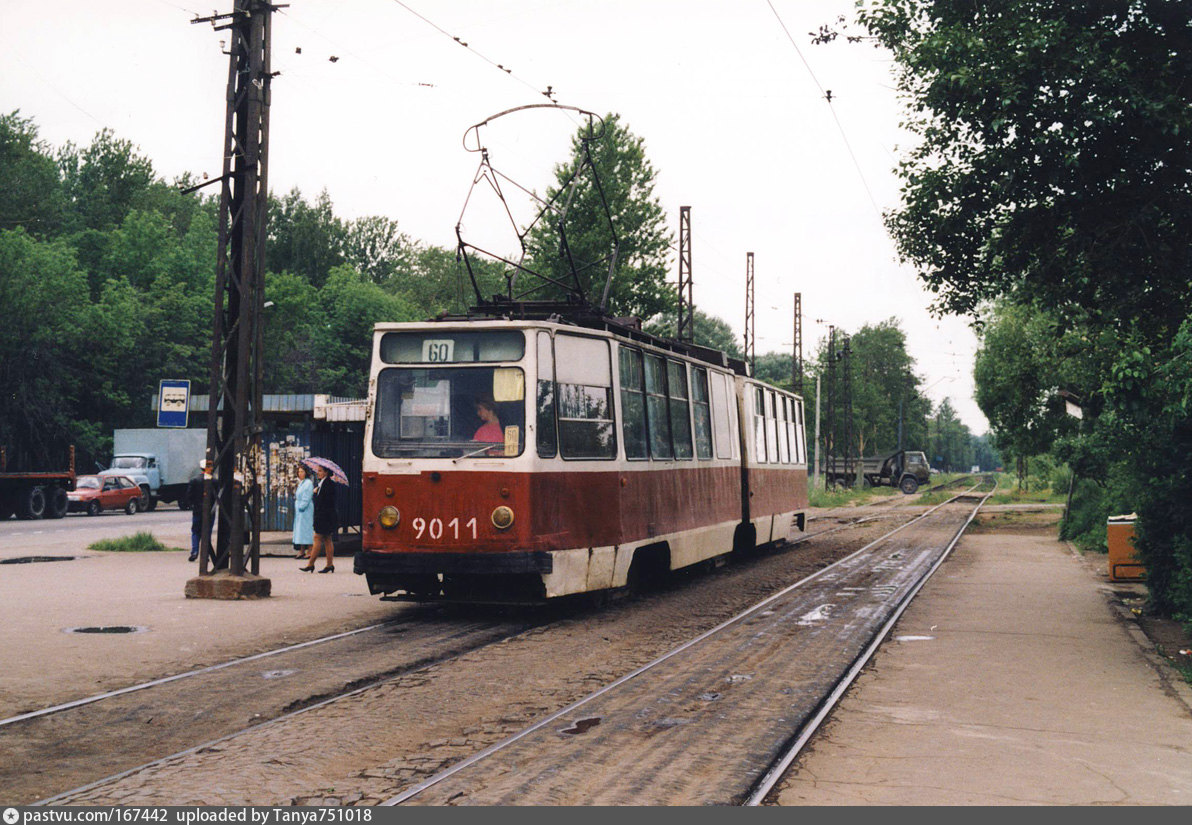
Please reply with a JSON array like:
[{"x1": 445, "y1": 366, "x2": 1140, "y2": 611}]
[
  {"x1": 764, "y1": 0, "x2": 884, "y2": 222},
  {"x1": 389, "y1": 0, "x2": 554, "y2": 102}
]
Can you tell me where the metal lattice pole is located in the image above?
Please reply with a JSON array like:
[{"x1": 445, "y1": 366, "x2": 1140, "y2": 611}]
[
  {"x1": 676, "y1": 206, "x2": 693, "y2": 343},
  {"x1": 744, "y1": 252, "x2": 755, "y2": 373},
  {"x1": 825, "y1": 326, "x2": 836, "y2": 485},
  {"x1": 190, "y1": 0, "x2": 274, "y2": 597},
  {"x1": 840, "y1": 333, "x2": 854, "y2": 488},
  {"x1": 792, "y1": 292, "x2": 803, "y2": 396}
]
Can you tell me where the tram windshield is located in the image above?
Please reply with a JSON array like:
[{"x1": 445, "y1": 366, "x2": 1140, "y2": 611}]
[{"x1": 372, "y1": 366, "x2": 526, "y2": 459}]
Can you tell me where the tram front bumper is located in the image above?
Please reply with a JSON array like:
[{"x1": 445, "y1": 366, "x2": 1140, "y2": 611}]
[{"x1": 354, "y1": 549, "x2": 554, "y2": 577}]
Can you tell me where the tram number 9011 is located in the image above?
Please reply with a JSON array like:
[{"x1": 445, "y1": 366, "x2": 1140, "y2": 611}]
[{"x1": 411, "y1": 516, "x2": 478, "y2": 540}]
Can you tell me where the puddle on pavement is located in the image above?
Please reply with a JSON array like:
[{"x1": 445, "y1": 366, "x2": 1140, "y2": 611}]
[
  {"x1": 262, "y1": 669, "x2": 298, "y2": 679},
  {"x1": 1, "y1": 556, "x2": 78, "y2": 564},
  {"x1": 64, "y1": 625, "x2": 148, "y2": 635},
  {"x1": 559, "y1": 717, "x2": 602, "y2": 735}
]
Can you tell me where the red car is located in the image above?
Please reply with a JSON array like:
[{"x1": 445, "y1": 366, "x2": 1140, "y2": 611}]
[{"x1": 67, "y1": 475, "x2": 143, "y2": 516}]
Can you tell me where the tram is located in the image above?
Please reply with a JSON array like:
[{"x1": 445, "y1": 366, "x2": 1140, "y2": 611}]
[{"x1": 354, "y1": 313, "x2": 809, "y2": 603}]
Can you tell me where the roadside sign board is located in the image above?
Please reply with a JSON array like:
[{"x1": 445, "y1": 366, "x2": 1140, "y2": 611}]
[{"x1": 157, "y1": 380, "x2": 191, "y2": 428}]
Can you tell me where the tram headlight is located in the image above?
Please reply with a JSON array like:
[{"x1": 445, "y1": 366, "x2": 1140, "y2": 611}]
[
  {"x1": 378, "y1": 506, "x2": 400, "y2": 530},
  {"x1": 491, "y1": 505, "x2": 515, "y2": 530}
]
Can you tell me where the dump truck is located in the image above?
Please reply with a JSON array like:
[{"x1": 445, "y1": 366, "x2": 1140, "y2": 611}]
[
  {"x1": 823, "y1": 449, "x2": 931, "y2": 494},
  {"x1": 100, "y1": 429, "x2": 207, "y2": 510},
  {"x1": 0, "y1": 445, "x2": 75, "y2": 520}
]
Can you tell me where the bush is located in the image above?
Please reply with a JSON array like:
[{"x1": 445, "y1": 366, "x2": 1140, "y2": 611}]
[
  {"x1": 1061, "y1": 478, "x2": 1111, "y2": 549},
  {"x1": 1050, "y1": 464, "x2": 1073, "y2": 494}
]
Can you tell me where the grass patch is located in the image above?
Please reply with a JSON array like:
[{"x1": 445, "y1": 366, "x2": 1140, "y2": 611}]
[
  {"x1": 809, "y1": 483, "x2": 899, "y2": 508},
  {"x1": 89, "y1": 532, "x2": 179, "y2": 553},
  {"x1": 972, "y1": 509, "x2": 1064, "y2": 533},
  {"x1": 1157, "y1": 646, "x2": 1192, "y2": 686},
  {"x1": 915, "y1": 490, "x2": 954, "y2": 507},
  {"x1": 987, "y1": 486, "x2": 1066, "y2": 506}
]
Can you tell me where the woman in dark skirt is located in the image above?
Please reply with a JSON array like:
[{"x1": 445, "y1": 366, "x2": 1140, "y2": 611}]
[{"x1": 301, "y1": 464, "x2": 339, "y2": 573}]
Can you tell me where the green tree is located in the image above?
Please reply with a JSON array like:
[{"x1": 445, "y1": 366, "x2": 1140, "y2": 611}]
[
  {"x1": 0, "y1": 230, "x2": 96, "y2": 461},
  {"x1": 263, "y1": 271, "x2": 335, "y2": 394},
  {"x1": 973, "y1": 303, "x2": 1070, "y2": 486},
  {"x1": 848, "y1": 319, "x2": 929, "y2": 455},
  {"x1": 927, "y1": 398, "x2": 973, "y2": 472},
  {"x1": 858, "y1": 0, "x2": 1192, "y2": 614},
  {"x1": 344, "y1": 215, "x2": 414, "y2": 287},
  {"x1": 400, "y1": 244, "x2": 508, "y2": 318},
  {"x1": 58, "y1": 129, "x2": 156, "y2": 234},
  {"x1": 0, "y1": 111, "x2": 65, "y2": 237},
  {"x1": 859, "y1": 1, "x2": 1192, "y2": 334},
  {"x1": 644, "y1": 309, "x2": 744, "y2": 360},
  {"x1": 523, "y1": 113, "x2": 673, "y2": 319},
  {"x1": 267, "y1": 188, "x2": 345, "y2": 288},
  {"x1": 753, "y1": 352, "x2": 793, "y2": 391},
  {"x1": 808, "y1": 320, "x2": 931, "y2": 460},
  {"x1": 318, "y1": 265, "x2": 420, "y2": 396}
]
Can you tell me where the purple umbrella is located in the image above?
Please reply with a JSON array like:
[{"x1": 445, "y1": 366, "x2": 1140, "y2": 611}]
[{"x1": 303, "y1": 456, "x2": 349, "y2": 485}]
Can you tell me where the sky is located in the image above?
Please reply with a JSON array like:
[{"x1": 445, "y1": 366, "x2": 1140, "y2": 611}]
[{"x1": 1, "y1": 0, "x2": 989, "y2": 433}]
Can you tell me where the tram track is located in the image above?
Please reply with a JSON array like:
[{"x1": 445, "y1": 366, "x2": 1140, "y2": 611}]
[
  {"x1": 383, "y1": 480, "x2": 994, "y2": 806},
  {"x1": 24, "y1": 493, "x2": 974, "y2": 806},
  {"x1": 9, "y1": 607, "x2": 540, "y2": 805}
]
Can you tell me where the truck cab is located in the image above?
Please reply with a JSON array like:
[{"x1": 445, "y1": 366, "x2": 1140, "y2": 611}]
[{"x1": 889, "y1": 450, "x2": 930, "y2": 494}]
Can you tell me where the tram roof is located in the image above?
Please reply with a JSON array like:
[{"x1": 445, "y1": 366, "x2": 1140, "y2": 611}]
[{"x1": 376, "y1": 303, "x2": 753, "y2": 378}]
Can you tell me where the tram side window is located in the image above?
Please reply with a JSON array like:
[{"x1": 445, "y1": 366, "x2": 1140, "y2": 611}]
[
  {"x1": 668, "y1": 360, "x2": 694, "y2": 460},
  {"x1": 787, "y1": 398, "x2": 800, "y2": 464},
  {"x1": 691, "y1": 367, "x2": 713, "y2": 460},
  {"x1": 795, "y1": 399, "x2": 806, "y2": 464},
  {"x1": 644, "y1": 354, "x2": 673, "y2": 460},
  {"x1": 555, "y1": 335, "x2": 616, "y2": 460},
  {"x1": 619, "y1": 347, "x2": 648, "y2": 460},
  {"x1": 765, "y1": 391, "x2": 779, "y2": 464},
  {"x1": 537, "y1": 332, "x2": 557, "y2": 459},
  {"x1": 710, "y1": 372, "x2": 733, "y2": 460},
  {"x1": 778, "y1": 396, "x2": 790, "y2": 464},
  {"x1": 753, "y1": 386, "x2": 762, "y2": 464}
]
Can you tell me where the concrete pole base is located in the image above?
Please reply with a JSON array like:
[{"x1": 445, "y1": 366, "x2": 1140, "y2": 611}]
[{"x1": 185, "y1": 571, "x2": 272, "y2": 600}]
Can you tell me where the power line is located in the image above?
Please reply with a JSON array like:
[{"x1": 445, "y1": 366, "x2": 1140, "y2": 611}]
[
  {"x1": 764, "y1": 0, "x2": 883, "y2": 222},
  {"x1": 389, "y1": 0, "x2": 556, "y2": 103},
  {"x1": 275, "y1": 6, "x2": 438, "y2": 90}
]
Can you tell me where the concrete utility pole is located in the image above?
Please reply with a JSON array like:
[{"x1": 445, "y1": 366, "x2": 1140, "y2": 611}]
[
  {"x1": 676, "y1": 206, "x2": 694, "y2": 343},
  {"x1": 744, "y1": 252, "x2": 755, "y2": 374},
  {"x1": 187, "y1": 0, "x2": 280, "y2": 599}
]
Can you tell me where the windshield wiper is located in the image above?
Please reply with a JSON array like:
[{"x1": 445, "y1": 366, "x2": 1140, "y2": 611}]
[{"x1": 453, "y1": 444, "x2": 499, "y2": 464}]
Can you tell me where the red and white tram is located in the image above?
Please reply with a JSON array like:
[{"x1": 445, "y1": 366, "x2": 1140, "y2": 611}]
[{"x1": 355, "y1": 316, "x2": 808, "y2": 603}]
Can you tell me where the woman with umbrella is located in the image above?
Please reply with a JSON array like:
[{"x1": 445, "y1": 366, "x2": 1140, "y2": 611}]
[
  {"x1": 300, "y1": 457, "x2": 345, "y2": 573},
  {"x1": 292, "y1": 463, "x2": 315, "y2": 561}
]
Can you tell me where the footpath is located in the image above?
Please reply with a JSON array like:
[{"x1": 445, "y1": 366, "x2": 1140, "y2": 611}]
[{"x1": 774, "y1": 527, "x2": 1192, "y2": 805}]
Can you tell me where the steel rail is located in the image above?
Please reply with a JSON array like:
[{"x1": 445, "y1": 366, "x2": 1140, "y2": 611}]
[
  {"x1": 30, "y1": 616, "x2": 531, "y2": 807},
  {"x1": 381, "y1": 485, "x2": 982, "y2": 806},
  {"x1": 743, "y1": 478, "x2": 998, "y2": 805},
  {"x1": 2, "y1": 493, "x2": 928, "y2": 731},
  {"x1": 0, "y1": 618, "x2": 413, "y2": 729}
]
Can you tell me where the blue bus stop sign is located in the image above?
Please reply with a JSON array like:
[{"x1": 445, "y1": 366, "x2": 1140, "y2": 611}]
[{"x1": 157, "y1": 380, "x2": 191, "y2": 428}]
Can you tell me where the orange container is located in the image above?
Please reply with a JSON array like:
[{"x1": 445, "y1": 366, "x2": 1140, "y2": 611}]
[{"x1": 1107, "y1": 516, "x2": 1145, "y2": 582}]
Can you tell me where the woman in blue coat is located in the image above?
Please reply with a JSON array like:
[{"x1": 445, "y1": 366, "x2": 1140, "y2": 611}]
[{"x1": 292, "y1": 463, "x2": 315, "y2": 562}]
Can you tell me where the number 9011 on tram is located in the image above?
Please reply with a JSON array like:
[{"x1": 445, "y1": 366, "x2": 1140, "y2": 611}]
[{"x1": 355, "y1": 318, "x2": 809, "y2": 603}]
